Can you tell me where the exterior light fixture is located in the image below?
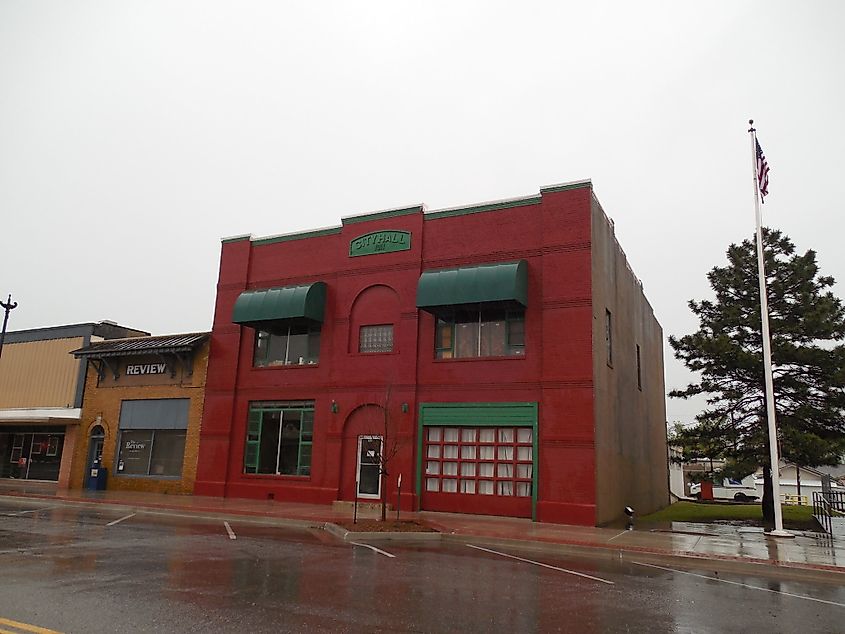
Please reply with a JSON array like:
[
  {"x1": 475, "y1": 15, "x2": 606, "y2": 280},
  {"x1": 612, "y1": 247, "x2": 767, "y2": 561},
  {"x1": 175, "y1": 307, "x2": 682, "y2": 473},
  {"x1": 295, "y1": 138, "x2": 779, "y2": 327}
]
[
  {"x1": 331, "y1": 400, "x2": 339, "y2": 414},
  {"x1": 401, "y1": 403, "x2": 409, "y2": 413},
  {"x1": 624, "y1": 506, "x2": 635, "y2": 530}
]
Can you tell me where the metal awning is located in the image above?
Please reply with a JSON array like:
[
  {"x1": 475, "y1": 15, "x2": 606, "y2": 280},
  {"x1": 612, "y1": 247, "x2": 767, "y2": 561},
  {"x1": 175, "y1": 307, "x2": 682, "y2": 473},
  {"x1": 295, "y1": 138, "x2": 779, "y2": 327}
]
[
  {"x1": 416, "y1": 260, "x2": 528, "y2": 314},
  {"x1": 232, "y1": 282, "x2": 327, "y2": 327},
  {"x1": 72, "y1": 333, "x2": 209, "y2": 358}
]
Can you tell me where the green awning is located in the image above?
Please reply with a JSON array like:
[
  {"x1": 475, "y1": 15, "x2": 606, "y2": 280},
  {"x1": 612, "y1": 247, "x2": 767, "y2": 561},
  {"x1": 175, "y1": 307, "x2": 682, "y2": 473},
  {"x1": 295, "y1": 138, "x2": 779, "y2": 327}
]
[
  {"x1": 416, "y1": 260, "x2": 528, "y2": 313},
  {"x1": 232, "y1": 282, "x2": 327, "y2": 327}
]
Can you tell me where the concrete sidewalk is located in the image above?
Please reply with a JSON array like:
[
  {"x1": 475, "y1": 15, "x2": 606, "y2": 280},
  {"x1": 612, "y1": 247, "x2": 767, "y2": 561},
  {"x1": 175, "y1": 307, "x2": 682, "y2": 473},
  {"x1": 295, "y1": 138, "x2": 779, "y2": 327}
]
[{"x1": 1, "y1": 480, "x2": 843, "y2": 577}]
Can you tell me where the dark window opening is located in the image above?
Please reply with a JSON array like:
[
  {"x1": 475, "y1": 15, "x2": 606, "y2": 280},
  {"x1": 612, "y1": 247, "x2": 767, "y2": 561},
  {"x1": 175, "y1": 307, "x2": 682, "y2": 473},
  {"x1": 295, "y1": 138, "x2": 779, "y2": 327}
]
[
  {"x1": 116, "y1": 430, "x2": 186, "y2": 477},
  {"x1": 636, "y1": 344, "x2": 642, "y2": 390},
  {"x1": 435, "y1": 309, "x2": 525, "y2": 359},
  {"x1": 605, "y1": 309, "x2": 613, "y2": 367},
  {"x1": 254, "y1": 322, "x2": 321, "y2": 367},
  {"x1": 244, "y1": 401, "x2": 314, "y2": 476}
]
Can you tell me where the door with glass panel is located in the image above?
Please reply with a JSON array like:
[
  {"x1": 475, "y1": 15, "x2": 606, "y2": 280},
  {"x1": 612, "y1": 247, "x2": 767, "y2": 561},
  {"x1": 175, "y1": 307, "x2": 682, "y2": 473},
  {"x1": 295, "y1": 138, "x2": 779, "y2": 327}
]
[
  {"x1": 422, "y1": 426, "x2": 534, "y2": 518},
  {"x1": 356, "y1": 436, "x2": 382, "y2": 499}
]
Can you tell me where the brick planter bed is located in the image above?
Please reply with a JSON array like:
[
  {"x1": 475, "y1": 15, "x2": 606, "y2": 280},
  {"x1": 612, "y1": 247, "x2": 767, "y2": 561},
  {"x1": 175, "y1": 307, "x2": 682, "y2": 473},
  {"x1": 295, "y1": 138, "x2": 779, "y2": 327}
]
[{"x1": 334, "y1": 520, "x2": 438, "y2": 533}]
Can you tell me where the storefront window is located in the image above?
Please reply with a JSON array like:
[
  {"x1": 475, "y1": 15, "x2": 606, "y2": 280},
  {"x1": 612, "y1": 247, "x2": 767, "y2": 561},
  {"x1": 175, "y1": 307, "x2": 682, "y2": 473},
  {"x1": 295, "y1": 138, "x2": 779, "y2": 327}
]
[
  {"x1": 116, "y1": 398, "x2": 189, "y2": 478},
  {"x1": 254, "y1": 323, "x2": 320, "y2": 367},
  {"x1": 244, "y1": 401, "x2": 314, "y2": 476},
  {"x1": 0, "y1": 429, "x2": 65, "y2": 481},
  {"x1": 435, "y1": 309, "x2": 525, "y2": 359},
  {"x1": 116, "y1": 430, "x2": 186, "y2": 477}
]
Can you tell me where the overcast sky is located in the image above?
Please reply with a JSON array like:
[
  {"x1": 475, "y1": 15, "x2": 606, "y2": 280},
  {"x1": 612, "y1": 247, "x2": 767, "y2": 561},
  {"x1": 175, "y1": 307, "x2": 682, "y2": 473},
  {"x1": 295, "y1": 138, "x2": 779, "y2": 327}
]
[{"x1": 1, "y1": 1, "x2": 843, "y2": 424}]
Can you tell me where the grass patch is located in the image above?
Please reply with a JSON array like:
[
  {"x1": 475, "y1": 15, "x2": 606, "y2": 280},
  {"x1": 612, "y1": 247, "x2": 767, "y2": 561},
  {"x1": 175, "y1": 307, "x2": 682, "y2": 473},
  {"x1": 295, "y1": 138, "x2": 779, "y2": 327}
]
[{"x1": 640, "y1": 501, "x2": 818, "y2": 530}]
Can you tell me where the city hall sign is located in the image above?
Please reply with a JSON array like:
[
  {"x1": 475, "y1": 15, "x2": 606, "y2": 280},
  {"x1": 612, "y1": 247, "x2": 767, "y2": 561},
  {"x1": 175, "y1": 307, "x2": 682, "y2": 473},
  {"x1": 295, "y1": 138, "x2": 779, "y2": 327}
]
[{"x1": 349, "y1": 231, "x2": 411, "y2": 257}]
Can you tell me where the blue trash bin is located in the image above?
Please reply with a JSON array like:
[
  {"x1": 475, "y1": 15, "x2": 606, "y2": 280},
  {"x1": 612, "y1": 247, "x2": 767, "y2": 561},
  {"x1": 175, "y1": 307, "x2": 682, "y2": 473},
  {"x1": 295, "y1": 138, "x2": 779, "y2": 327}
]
[{"x1": 86, "y1": 462, "x2": 108, "y2": 491}]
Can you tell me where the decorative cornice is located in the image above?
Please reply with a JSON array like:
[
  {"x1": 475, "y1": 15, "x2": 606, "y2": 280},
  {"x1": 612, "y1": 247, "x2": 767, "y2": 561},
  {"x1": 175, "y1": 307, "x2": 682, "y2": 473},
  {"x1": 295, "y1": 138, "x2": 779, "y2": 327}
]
[
  {"x1": 341, "y1": 205, "x2": 424, "y2": 226},
  {"x1": 425, "y1": 195, "x2": 541, "y2": 221},
  {"x1": 539, "y1": 179, "x2": 592, "y2": 194},
  {"x1": 252, "y1": 226, "x2": 342, "y2": 246}
]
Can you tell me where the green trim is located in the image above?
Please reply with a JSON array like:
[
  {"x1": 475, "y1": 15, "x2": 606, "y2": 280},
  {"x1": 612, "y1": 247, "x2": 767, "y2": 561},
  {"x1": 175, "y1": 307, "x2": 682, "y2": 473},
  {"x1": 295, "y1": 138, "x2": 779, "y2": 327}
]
[
  {"x1": 341, "y1": 205, "x2": 423, "y2": 226},
  {"x1": 232, "y1": 282, "x2": 327, "y2": 326},
  {"x1": 417, "y1": 260, "x2": 528, "y2": 312},
  {"x1": 425, "y1": 196, "x2": 540, "y2": 221},
  {"x1": 245, "y1": 402, "x2": 315, "y2": 476},
  {"x1": 244, "y1": 409, "x2": 262, "y2": 473},
  {"x1": 221, "y1": 234, "x2": 252, "y2": 244},
  {"x1": 419, "y1": 402, "x2": 537, "y2": 426},
  {"x1": 539, "y1": 179, "x2": 592, "y2": 194},
  {"x1": 416, "y1": 414, "x2": 424, "y2": 501},
  {"x1": 532, "y1": 421, "x2": 538, "y2": 521},
  {"x1": 252, "y1": 226, "x2": 342, "y2": 246},
  {"x1": 416, "y1": 402, "x2": 539, "y2": 519}
]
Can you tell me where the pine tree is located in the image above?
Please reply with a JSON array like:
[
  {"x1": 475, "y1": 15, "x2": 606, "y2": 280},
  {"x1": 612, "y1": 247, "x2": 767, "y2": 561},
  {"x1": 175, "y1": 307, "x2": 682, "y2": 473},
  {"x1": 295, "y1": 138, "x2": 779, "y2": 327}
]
[{"x1": 670, "y1": 228, "x2": 845, "y2": 525}]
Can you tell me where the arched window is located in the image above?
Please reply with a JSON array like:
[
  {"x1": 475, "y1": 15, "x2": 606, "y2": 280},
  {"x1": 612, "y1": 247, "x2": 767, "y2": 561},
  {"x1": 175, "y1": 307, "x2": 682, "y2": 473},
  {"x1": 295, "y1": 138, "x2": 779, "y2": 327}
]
[{"x1": 348, "y1": 285, "x2": 400, "y2": 354}]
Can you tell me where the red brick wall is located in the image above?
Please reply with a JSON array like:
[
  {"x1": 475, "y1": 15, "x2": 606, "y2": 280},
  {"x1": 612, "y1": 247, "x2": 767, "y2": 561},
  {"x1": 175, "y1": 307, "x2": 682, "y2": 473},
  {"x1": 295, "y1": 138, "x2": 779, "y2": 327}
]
[{"x1": 196, "y1": 184, "x2": 652, "y2": 526}]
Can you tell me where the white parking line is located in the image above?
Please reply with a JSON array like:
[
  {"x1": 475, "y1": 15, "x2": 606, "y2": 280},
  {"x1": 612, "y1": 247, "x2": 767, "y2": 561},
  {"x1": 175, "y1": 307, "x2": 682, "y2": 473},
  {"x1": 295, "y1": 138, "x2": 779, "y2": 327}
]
[
  {"x1": 632, "y1": 561, "x2": 845, "y2": 608},
  {"x1": 467, "y1": 544, "x2": 614, "y2": 585},
  {"x1": 350, "y1": 542, "x2": 396, "y2": 558},
  {"x1": 106, "y1": 513, "x2": 136, "y2": 527},
  {"x1": 11, "y1": 507, "x2": 55, "y2": 516},
  {"x1": 224, "y1": 521, "x2": 237, "y2": 540},
  {"x1": 607, "y1": 530, "x2": 629, "y2": 542}
]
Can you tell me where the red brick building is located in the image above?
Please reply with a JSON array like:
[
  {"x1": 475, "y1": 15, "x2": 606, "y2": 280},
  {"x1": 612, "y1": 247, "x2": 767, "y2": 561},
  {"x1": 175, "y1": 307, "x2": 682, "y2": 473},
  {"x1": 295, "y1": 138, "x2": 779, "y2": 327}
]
[{"x1": 195, "y1": 180, "x2": 668, "y2": 525}]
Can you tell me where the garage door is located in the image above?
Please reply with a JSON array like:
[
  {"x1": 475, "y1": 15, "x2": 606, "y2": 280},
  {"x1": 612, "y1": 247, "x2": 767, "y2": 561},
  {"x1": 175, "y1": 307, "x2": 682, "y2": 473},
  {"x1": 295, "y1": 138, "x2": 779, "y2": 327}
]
[{"x1": 421, "y1": 425, "x2": 534, "y2": 518}]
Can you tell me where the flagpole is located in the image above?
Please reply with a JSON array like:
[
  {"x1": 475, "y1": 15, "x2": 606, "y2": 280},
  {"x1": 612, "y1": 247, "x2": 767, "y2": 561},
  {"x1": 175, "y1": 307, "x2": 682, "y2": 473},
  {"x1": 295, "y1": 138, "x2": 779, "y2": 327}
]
[{"x1": 748, "y1": 119, "x2": 791, "y2": 537}]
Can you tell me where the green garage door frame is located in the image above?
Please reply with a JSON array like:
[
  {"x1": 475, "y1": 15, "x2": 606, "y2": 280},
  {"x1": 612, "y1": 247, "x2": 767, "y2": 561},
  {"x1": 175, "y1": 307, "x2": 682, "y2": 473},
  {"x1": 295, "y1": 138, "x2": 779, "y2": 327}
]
[{"x1": 417, "y1": 402, "x2": 539, "y2": 520}]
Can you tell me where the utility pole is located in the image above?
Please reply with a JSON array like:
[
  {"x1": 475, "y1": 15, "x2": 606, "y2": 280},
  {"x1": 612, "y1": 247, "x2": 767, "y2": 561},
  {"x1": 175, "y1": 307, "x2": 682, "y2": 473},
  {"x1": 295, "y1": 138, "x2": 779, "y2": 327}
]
[{"x1": 0, "y1": 294, "x2": 18, "y2": 361}]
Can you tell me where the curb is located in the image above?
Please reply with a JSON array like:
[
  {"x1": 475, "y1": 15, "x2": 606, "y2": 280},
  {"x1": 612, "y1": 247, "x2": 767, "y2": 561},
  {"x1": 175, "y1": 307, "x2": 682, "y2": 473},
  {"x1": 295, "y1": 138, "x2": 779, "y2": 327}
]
[{"x1": 323, "y1": 521, "x2": 442, "y2": 542}]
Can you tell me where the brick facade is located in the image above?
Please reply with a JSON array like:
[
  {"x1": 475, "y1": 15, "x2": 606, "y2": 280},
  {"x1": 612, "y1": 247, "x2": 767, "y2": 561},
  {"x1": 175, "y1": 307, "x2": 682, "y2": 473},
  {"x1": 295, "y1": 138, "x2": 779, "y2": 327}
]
[
  {"x1": 195, "y1": 181, "x2": 668, "y2": 525},
  {"x1": 69, "y1": 340, "x2": 209, "y2": 494}
]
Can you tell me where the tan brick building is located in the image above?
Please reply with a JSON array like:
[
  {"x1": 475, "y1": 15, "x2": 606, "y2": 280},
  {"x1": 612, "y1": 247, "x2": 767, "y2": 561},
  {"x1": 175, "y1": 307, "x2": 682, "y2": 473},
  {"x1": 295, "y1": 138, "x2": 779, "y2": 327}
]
[
  {"x1": 0, "y1": 322, "x2": 148, "y2": 486},
  {"x1": 69, "y1": 333, "x2": 209, "y2": 494}
]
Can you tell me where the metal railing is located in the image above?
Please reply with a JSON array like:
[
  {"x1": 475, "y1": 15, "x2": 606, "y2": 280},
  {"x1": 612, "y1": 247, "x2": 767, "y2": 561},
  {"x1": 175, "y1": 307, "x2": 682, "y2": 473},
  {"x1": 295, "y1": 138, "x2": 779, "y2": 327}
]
[{"x1": 813, "y1": 490, "x2": 845, "y2": 536}]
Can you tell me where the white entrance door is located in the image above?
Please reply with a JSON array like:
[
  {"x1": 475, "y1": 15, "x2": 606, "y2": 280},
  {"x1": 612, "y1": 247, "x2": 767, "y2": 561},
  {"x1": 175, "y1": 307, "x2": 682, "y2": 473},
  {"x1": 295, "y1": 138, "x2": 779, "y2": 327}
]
[{"x1": 356, "y1": 436, "x2": 383, "y2": 499}]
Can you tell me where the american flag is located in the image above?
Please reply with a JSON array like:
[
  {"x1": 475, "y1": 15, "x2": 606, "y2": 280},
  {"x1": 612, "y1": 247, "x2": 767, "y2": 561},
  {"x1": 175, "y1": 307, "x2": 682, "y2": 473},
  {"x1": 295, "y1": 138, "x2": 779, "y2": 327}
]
[{"x1": 756, "y1": 139, "x2": 770, "y2": 202}]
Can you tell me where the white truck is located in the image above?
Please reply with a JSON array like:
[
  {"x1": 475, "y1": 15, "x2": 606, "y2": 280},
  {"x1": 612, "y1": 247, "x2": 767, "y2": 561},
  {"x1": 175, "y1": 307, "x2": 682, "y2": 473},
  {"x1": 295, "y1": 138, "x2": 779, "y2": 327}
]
[{"x1": 689, "y1": 477, "x2": 759, "y2": 502}]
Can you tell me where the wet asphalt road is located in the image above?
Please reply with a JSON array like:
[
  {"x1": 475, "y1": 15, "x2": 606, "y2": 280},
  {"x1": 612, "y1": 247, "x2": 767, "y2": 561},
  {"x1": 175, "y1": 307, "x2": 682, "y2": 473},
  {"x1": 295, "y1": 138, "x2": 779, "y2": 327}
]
[{"x1": 0, "y1": 499, "x2": 843, "y2": 633}]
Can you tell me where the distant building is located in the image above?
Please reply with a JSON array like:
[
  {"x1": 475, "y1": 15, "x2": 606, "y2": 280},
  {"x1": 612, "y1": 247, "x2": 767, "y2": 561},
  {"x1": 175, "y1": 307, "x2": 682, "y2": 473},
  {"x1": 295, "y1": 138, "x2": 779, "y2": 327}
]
[
  {"x1": 668, "y1": 446, "x2": 685, "y2": 499},
  {"x1": 70, "y1": 332, "x2": 210, "y2": 494},
  {"x1": 195, "y1": 180, "x2": 668, "y2": 525},
  {"x1": 0, "y1": 322, "x2": 148, "y2": 486}
]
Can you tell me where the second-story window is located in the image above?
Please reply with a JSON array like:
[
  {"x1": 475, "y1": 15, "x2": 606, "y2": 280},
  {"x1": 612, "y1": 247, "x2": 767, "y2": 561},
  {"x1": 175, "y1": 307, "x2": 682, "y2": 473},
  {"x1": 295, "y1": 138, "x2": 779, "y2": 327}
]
[
  {"x1": 254, "y1": 322, "x2": 321, "y2": 367},
  {"x1": 359, "y1": 324, "x2": 394, "y2": 353},
  {"x1": 435, "y1": 309, "x2": 525, "y2": 359}
]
